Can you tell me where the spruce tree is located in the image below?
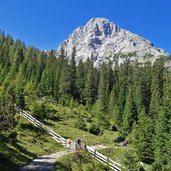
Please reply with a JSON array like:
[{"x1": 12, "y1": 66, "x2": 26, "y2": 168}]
[
  {"x1": 134, "y1": 108, "x2": 154, "y2": 164},
  {"x1": 0, "y1": 96, "x2": 15, "y2": 132},
  {"x1": 123, "y1": 149, "x2": 140, "y2": 171},
  {"x1": 153, "y1": 72, "x2": 171, "y2": 170},
  {"x1": 122, "y1": 85, "x2": 137, "y2": 133},
  {"x1": 108, "y1": 67, "x2": 121, "y2": 127},
  {"x1": 115, "y1": 61, "x2": 132, "y2": 128},
  {"x1": 35, "y1": 52, "x2": 47, "y2": 85},
  {"x1": 132, "y1": 64, "x2": 143, "y2": 115},
  {"x1": 59, "y1": 60, "x2": 72, "y2": 104},
  {"x1": 149, "y1": 58, "x2": 164, "y2": 119},
  {"x1": 97, "y1": 62, "x2": 110, "y2": 113},
  {"x1": 84, "y1": 58, "x2": 96, "y2": 107},
  {"x1": 70, "y1": 46, "x2": 77, "y2": 98},
  {"x1": 141, "y1": 62, "x2": 152, "y2": 114},
  {"x1": 15, "y1": 75, "x2": 25, "y2": 109},
  {"x1": 76, "y1": 59, "x2": 85, "y2": 103}
]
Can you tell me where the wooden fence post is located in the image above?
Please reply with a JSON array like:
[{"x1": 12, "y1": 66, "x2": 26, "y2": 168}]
[
  {"x1": 94, "y1": 150, "x2": 96, "y2": 157},
  {"x1": 83, "y1": 143, "x2": 87, "y2": 150},
  {"x1": 107, "y1": 156, "x2": 109, "y2": 164}
]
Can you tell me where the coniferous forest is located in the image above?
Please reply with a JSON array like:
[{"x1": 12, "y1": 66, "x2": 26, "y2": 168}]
[{"x1": 0, "y1": 31, "x2": 171, "y2": 170}]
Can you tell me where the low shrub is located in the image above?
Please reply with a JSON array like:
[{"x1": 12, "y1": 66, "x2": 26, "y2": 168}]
[{"x1": 88, "y1": 123, "x2": 100, "y2": 135}]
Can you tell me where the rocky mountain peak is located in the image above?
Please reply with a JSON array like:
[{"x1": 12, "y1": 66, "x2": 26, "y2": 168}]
[
  {"x1": 85, "y1": 18, "x2": 120, "y2": 36},
  {"x1": 57, "y1": 18, "x2": 168, "y2": 66}
]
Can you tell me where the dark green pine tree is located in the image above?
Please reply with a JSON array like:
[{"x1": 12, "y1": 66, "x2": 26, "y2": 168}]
[
  {"x1": 141, "y1": 62, "x2": 152, "y2": 114},
  {"x1": 134, "y1": 107, "x2": 154, "y2": 164},
  {"x1": 6, "y1": 80, "x2": 16, "y2": 103},
  {"x1": 108, "y1": 86, "x2": 116, "y2": 123},
  {"x1": 11, "y1": 40, "x2": 25, "y2": 74},
  {"x1": 22, "y1": 47, "x2": 38, "y2": 81},
  {"x1": 107, "y1": 60, "x2": 114, "y2": 94},
  {"x1": 15, "y1": 75, "x2": 25, "y2": 109},
  {"x1": 38, "y1": 69, "x2": 48, "y2": 97},
  {"x1": 105, "y1": 61, "x2": 115, "y2": 112},
  {"x1": 97, "y1": 62, "x2": 110, "y2": 113},
  {"x1": 70, "y1": 46, "x2": 77, "y2": 98},
  {"x1": 94, "y1": 62, "x2": 111, "y2": 129},
  {"x1": 153, "y1": 72, "x2": 171, "y2": 170},
  {"x1": 114, "y1": 61, "x2": 132, "y2": 128},
  {"x1": 113, "y1": 85, "x2": 126, "y2": 128},
  {"x1": 123, "y1": 149, "x2": 140, "y2": 171},
  {"x1": 122, "y1": 85, "x2": 137, "y2": 133},
  {"x1": 53, "y1": 57, "x2": 65, "y2": 101},
  {"x1": 38, "y1": 54, "x2": 57, "y2": 97},
  {"x1": 0, "y1": 33, "x2": 15, "y2": 84},
  {"x1": 0, "y1": 75, "x2": 12, "y2": 97},
  {"x1": 58, "y1": 60, "x2": 72, "y2": 105},
  {"x1": 149, "y1": 58, "x2": 165, "y2": 119},
  {"x1": 133, "y1": 81, "x2": 143, "y2": 116},
  {"x1": 84, "y1": 58, "x2": 96, "y2": 107},
  {"x1": 24, "y1": 81, "x2": 37, "y2": 109},
  {"x1": 108, "y1": 67, "x2": 120, "y2": 127},
  {"x1": 132, "y1": 63, "x2": 144, "y2": 115},
  {"x1": 76, "y1": 59, "x2": 85, "y2": 103},
  {"x1": 35, "y1": 51, "x2": 47, "y2": 86},
  {"x1": 0, "y1": 95, "x2": 15, "y2": 132}
]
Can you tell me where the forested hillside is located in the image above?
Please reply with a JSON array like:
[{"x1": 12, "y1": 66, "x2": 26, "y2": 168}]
[{"x1": 0, "y1": 31, "x2": 170, "y2": 170}]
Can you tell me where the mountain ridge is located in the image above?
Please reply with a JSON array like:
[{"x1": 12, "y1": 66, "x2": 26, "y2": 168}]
[{"x1": 57, "y1": 18, "x2": 168, "y2": 66}]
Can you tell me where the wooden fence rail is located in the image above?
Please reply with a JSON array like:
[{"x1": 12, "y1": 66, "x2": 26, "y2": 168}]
[{"x1": 14, "y1": 105, "x2": 121, "y2": 171}]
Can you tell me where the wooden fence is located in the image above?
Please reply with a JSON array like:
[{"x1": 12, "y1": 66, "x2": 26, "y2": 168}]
[{"x1": 14, "y1": 105, "x2": 121, "y2": 171}]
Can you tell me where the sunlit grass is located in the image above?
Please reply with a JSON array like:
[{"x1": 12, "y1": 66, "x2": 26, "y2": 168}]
[{"x1": 0, "y1": 102, "x2": 125, "y2": 171}]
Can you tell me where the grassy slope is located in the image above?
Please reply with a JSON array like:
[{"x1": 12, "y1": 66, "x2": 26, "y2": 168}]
[
  {"x1": 41, "y1": 102, "x2": 118, "y2": 145},
  {"x1": 0, "y1": 115, "x2": 64, "y2": 171},
  {"x1": 0, "y1": 102, "x2": 116, "y2": 170},
  {"x1": 46, "y1": 103, "x2": 152, "y2": 171},
  {"x1": 0, "y1": 102, "x2": 152, "y2": 171},
  {"x1": 56, "y1": 150, "x2": 112, "y2": 171}
]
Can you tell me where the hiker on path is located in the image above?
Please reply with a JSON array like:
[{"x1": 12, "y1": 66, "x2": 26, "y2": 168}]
[
  {"x1": 122, "y1": 140, "x2": 128, "y2": 147},
  {"x1": 75, "y1": 137, "x2": 82, "y2": 150},
  {"x1": 66, "y1": 138, "x2": 72, "y2": 152}
]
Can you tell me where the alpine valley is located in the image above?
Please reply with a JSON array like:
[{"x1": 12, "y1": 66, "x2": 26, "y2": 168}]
[{"x1": 0, "y1": 18, "x2": 171, "y2": 171}]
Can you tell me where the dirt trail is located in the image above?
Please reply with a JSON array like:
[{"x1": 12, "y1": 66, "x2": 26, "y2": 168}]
[
  {"x1": 20, "y1": 151, "x2": 68, "y2": 171},
  {"x1": 20, "y1": 145, "x2": 107, "y2": 171}
]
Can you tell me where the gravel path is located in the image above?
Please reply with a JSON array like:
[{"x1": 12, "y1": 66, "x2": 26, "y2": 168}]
[
  {"x1": 20, "y1": 150, "x2": 68, "y2": 171},
  {"x1": 20, "y1": 145, "x2": 107, "y2": 171}
]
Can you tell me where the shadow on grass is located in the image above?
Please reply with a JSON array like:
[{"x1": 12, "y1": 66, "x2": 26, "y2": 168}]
[
  {"x1": 41, "y1": 120, "x2": 54, "y2": 126},
  {"x1": 13, "y1": 142, "x2": 36, "y2": 159},
  {"x1": 20, "y1": 123, "x2": 40, "y2": 131},
  {"x1": 19, "y1": 120, "x2": 56, "y2": 133},
  {"x1": 55, "y1": 161, "x2": 68, "y2": 171},
  {"x1": 7, "y1": 144, "x2": 35, "y2": 164},
  {"x1": 0, "y1": 161, "x2": 19, "y2": 171},
  {"x1": 0, "y1": 141, "x2": 35, "y2": 171},
  {"x1": 19, "y1": 123, "x2": 47, "y2": 134},
  {"x1": 62, "y1": 135, "x2": 72, "y2": 140}
]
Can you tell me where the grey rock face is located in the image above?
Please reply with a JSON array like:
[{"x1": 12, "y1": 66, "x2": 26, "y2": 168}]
[{"x1": 57, "y1": 18, "x2": 168, "y2": 66}]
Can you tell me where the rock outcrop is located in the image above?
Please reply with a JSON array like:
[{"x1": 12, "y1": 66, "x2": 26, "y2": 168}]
[{"x1": 57, "y1": 18, "x2": 168, "y2": 66}]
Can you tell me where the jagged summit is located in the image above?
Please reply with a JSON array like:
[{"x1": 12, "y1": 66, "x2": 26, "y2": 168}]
[
  {"x1": 82, "y1": 17, "x2": 121, "y2": 37},
  {"x1": 57, "y1": 17, "x2": 168, "y2": 66}
]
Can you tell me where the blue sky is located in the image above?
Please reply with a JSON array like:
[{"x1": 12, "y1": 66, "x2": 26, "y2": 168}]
[{"x1": 0, "y1": 0, "x2": 170, "y2": 54}]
